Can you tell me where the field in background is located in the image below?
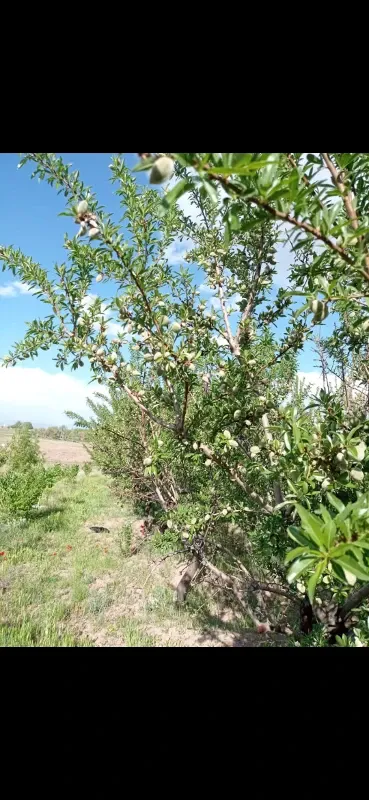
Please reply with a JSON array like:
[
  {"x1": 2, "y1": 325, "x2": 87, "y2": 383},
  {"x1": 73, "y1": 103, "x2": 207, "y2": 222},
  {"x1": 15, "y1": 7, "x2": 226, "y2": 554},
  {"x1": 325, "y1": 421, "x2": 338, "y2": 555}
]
[
  {"x1": 0, "y1": 428, "x2": 90, "y2": 465},
  {"x1": 0, "y1": 472, "x2": 288, "y2": 647}
]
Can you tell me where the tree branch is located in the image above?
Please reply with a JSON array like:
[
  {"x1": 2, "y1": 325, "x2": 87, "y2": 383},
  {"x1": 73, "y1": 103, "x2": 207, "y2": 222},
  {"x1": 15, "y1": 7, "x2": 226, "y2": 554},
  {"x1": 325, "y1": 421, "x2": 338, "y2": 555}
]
[
  {"x1": 321, "y1": 153, "x2": 359, "y2": 230},
  {"x1": 339, "y1": 581, "x2": 369, "y2": 621},
  {"x1": 207, "y1": 172, "x2": 353, "y2": 265}
]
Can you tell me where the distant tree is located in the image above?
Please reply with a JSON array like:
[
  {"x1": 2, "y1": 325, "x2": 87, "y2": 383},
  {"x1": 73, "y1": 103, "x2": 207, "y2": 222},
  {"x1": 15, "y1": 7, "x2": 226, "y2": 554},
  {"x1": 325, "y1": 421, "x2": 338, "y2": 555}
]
[
  {"x1": 11, "y1": 421, "x2": 33, "y2": 430},
  {"x1": 7, "y1": 424, "x2": 42, "y2": 471}
]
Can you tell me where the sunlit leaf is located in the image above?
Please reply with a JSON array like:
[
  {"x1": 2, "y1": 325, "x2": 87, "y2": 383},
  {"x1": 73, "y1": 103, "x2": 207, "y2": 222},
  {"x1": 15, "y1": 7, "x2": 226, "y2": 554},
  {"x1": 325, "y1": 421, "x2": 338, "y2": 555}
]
[
  {"x1": 287, "y1": 557, "x2": 317, "y2": 584},
  {"x1": 295, "y1": 504, "x2": 327, "y2": 549}
]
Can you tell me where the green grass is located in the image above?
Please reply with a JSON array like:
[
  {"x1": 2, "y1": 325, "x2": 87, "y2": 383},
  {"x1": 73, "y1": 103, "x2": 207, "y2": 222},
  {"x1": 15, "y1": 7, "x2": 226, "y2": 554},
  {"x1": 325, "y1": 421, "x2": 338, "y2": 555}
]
[
  {"x1": 0, "y1": 471, "x2": 207, "y2": 647},
  {"x1": 0, "y1": 471, "x2": 281, "y2": 647},
  {"x1": 0, "y1": 473, "x2": 137, "y2": 646}
]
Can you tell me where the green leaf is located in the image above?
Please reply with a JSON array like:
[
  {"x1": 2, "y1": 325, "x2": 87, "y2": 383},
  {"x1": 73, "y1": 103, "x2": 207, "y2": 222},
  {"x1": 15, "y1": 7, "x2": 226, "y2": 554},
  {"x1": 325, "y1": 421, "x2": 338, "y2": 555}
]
[
  {"x1": 231, "y1": 154, "x2": 252, "y2": 167},
  {"x1": 335, "y1": 503, "x2": 353, "y2": 532},
  {"x1": 287, "y1": 557, "x2": 317, "y2": 584},
  {"x1": 327, "y1": 493, "x2": 345, "y2": 513},
  {"x1": 295, "y1": 504, "x2": 327, "y2": 549},
  {"x1": 354, "y1": 539, "x2": 369, "y2": 550},
  {"x1": 319, "y1": 505, "x2": 336, "y2": 547},
  {"x1": 292, "y1": 422, "x2": 301, "y2": 445},
  {"x1": 283, "y1": 432, "x2": 291, "y2": 451},
  {"x1": 308, "y1": 560, "x2": 325, "y2": 605},
  {"x1": 347, "y1": 425, "x2": 364, "y2": 443},
  {"x1": 329, "y1": 543, "x2": 351, "y2": 559},
  {"x1": 161, "y1": 179, "x2": 193, "y2": 209},
  {"x1": 201, "y1": 180, "x2": 219, "y2": 205},
  {"x1": 209, "y1": 160, "x2": 272, "y2": 176},
  {"x1": 132, "y1": 157, "x2": 156, "y2": 172},
  {"x1": 288, "y1": 526, "x2": 314, "y2": 548},
  {"x1": 347, "y1": 440, "x2": 366, "y2": 462},
  {"x1": 333, "y1": 555, "x2": 369, "y2": 582},
  {"x1": 285, "y1": 546, "x2": 320, "y2": 563}
]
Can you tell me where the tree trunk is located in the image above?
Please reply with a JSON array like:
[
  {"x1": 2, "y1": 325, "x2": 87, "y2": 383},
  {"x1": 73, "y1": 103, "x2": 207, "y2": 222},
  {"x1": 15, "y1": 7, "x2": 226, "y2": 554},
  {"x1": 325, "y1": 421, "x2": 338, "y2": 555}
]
[{"x1": 176, "y1": 557, "x2": 200, "y2": 603}]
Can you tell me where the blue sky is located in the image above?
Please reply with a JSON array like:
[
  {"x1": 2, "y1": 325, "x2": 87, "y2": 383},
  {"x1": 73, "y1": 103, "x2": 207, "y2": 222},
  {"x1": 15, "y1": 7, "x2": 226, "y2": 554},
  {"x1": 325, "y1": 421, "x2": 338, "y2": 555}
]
[{"x1": 0, "y1": 153, "x2": 326, "y2": 425}]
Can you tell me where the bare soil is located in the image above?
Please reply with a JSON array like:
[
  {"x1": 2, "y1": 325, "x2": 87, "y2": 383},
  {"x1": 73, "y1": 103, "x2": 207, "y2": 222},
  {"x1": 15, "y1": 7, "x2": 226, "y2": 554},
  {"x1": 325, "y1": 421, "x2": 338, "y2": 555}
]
[
  {"x1": 38, "y1": 439, "x2": 91, "y2": 465},
  {"x1": 0, "y1": 428, "x2": 90, "y2": 465}
]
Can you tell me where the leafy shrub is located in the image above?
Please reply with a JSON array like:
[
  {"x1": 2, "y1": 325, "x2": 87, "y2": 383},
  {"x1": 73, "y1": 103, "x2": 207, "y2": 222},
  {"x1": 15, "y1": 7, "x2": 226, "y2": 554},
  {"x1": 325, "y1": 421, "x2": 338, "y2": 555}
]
[
  {"x1": 6, "y1": 424, "x2": 42, "y2": 472},
  {"x1": 0, "y1": 425, "x2": 78, "y2": 519},
  {"x1": 0, "y1": 445, "x2": 8, "y2": 467},
  {"x1": 0, "y1": 466, "x2": 51, "y2": 516}
]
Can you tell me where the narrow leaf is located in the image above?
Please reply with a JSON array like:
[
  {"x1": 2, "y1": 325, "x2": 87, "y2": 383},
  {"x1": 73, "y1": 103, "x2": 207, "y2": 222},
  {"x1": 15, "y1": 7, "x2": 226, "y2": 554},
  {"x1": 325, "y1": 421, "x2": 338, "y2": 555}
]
[
  {"x1": 327, "y1": 493, "x2": 345, "y2": 513},
  {"x1": 295, "y1": 504, "x2": 327, "y2": 549},
  {"x1": 308, "y1": 561, "x2": 325, "y2": 605},
  {"x1": 333, "y1": 555, "x2": 369, "y2": 581}
]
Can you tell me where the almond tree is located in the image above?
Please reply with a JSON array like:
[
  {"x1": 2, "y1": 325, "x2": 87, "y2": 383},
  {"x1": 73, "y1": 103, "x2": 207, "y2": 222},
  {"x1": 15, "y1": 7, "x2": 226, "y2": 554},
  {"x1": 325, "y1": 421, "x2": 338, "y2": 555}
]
[{"x1": 2, "y1": 152, "x2": 369, "y2": 644}]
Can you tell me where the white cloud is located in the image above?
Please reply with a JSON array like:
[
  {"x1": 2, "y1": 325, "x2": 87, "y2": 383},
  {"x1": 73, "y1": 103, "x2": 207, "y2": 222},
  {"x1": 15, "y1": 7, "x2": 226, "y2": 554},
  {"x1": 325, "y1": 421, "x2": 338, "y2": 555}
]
[
  {"x1": 207, "y1": 292, "x2": 241, "y2": 313},
  {"x1": 107, "y1": 322, "x2": 124, "y2": 337},
  {"x1": 165, "y1": 237, "x2": 193, "y2": 265},
  {"x1": 212, "y1": 334, "x2": 228, "y2": 347},
  {"x1": 81, "y1": 293, "x2": 98, "y2": 310},
  {"x1": 0, "y1": 285, "x2": 17, "y2": 297},
  {"x1": 177, "y1": 192, "x2": 202, "y2": 223},
  {"x1": 297, "y1": 371, "x2": 341, "y2": 394},
  {"x1": 81, "y1": 294, "x2": 125, "y2": 338},
  {"x1": 209, "y1": 297, "x2": 221, "y2": 310},
  {"x1": 0, "y1": 281, "x2": 32, "y2": 298},
  {"x1": 199, "y1": 283, "x2": 214, "y2": 295},
  {"x1": 0, "y1": 366, "x2": 99, "y2": 426},
  {"x1": 297, "y1": 370, "x2": 367, "y2": 400},
  {"x1": 13, "y1": 281, "x2": 32, "y2": 294}
]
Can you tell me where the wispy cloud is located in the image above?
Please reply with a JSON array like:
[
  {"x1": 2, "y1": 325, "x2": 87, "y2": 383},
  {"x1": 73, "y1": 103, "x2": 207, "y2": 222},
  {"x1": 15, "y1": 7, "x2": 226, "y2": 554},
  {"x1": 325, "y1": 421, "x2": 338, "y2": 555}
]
[
  {"x1": 165, "y1": 237, "x2": 193, "y2": 265},
  {"x1": 13, "y1": 281, "x2": 32, "y2": 294},
  {"x1": 0, "y1": 281, "x2": 31, "y2": 298},
  {"x1": 0, "y1": 285, "x2": 17, "y2": 297}
]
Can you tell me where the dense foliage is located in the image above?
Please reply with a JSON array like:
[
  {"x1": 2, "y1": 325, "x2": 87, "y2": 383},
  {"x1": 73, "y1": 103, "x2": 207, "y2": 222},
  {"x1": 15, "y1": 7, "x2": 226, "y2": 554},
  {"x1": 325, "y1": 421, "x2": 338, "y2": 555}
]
[
  {"x1": 2, "y1": 152, "x2": 369, "y2": 645},
  {"x1": 0, "y1": 424, "x2": 77, "y2": 517}
]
